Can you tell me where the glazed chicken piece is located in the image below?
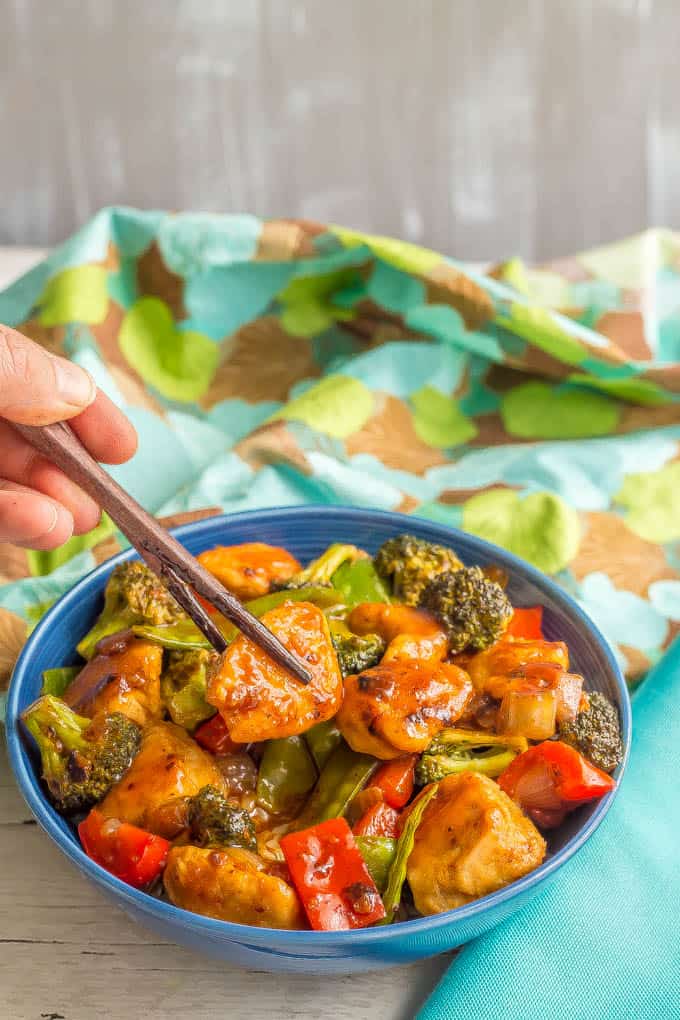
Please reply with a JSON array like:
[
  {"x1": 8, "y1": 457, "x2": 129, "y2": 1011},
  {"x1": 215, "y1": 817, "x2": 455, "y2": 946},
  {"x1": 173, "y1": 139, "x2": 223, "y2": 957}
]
[
  {"x1": 407, "y1": 772, "x2": 546, "y2": 914},
  {"x1": 337, "y1": 659, "x2": 473, "y2": 760},
  {"x1": 197, "y1": 542, "x2": 301, "y2": 601},
  {"x1": 208, "y1": 601, "x2": 343, "y2": 742},
  {"x1": 164, "y1": 844, "x2": 305, "y2": 929},
  {"x1": 63, "y1": 636, "x2": 163, "y2": 727},
  {"x1": 99, "y1": 720, "x2": 228, "y2": 838},
  {"x1": 462, "y1": 638, "x2": 569, "y2": 697},
  {"x1": 348, "y1": 603, "x2": 448, "y2": 665}
]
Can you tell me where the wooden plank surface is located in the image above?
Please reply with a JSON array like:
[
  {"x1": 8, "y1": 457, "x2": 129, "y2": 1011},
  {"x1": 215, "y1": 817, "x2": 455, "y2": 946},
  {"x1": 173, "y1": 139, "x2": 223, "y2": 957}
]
[
  {"x1": 0, "y1": 743, "x2": 453, "y2": 1020},
  {"x1": 3, "y1": 0, "x2": 679, "y2": 260}
]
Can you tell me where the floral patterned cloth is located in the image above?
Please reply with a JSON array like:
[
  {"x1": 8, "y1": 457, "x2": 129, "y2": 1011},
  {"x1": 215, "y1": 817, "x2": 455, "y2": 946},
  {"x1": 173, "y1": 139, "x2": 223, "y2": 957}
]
[{"x1": 2, "y1": 208, "x2": 680, "y2": 697}]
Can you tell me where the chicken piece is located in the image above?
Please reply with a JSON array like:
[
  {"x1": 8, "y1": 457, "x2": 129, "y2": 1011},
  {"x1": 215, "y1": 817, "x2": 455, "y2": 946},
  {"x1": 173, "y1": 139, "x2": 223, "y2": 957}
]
[
  {"x1": 348, "y1": 603, "x2": 448, "y2": 665},
  {"x1": 197, "y1": 543, "x2": 301, "y2": 601},
  {"x1": 99, "y1": 721, "x2": 228, "y2": 838},
  {"x1": 164, "y1": 844, "x2": 305, "y2": 929},
  {"x1": 208, "y1": 601, "x2": 343, "y2": 742},
  {"x1": 407, "y1": 772, "x2": 546, "y2": 914},
  {"x1": 63, "y1": 636, "x2": 163, "y2": 727},
  {"x1": 462, "y1": 638, "x2": 569, "y2": 697},
  {"x1": 337, "y1": 660, "x2": 473, "y2": 760}
]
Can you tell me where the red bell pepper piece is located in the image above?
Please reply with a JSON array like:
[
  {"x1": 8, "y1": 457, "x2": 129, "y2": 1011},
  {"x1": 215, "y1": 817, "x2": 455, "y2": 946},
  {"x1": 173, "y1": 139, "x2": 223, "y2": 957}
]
[
  {"x1": 194, "y1": 713, "x2": 239, "y2": 755},
  {"x1": 353, "y1": 801, "x2": 401, "y2": 838},
  {"x1": 195, "y1": 592, "x2": 218, "y2": 615},
  {"x1": 506, "y1": 606, "x2": 543, "y2": 640},
  {"x1": 371, "y1": 755, "x2": 417, "y2": 809},
  {"x1": 280, "y1": 817, "x2": 386, "y2": 930},
  {"x1": 78, "y1": 809, "x2": 170, "y2": 888},
  {"x1": 498, "y1": 740, "x2": 616, "y2": 828}
]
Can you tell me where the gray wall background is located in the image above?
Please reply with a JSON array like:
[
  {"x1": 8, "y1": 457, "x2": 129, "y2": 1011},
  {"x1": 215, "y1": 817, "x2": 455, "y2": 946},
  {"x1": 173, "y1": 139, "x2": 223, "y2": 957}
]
[{"x1": 3, "y1": 0, "x2": 679, "y2": 262}]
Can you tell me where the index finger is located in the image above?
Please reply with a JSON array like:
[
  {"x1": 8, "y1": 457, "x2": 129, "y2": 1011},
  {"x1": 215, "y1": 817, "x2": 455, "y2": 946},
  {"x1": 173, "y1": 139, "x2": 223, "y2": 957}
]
[{"x1": 69, "y1": 389, "x2": 138, "y2": 465}]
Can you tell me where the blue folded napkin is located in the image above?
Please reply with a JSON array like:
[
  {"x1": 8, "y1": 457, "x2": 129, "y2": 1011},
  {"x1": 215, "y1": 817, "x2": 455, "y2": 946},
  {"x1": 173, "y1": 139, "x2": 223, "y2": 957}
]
[{"x1": 418, "y1": 641, "x2": 680, "y2": 1020}]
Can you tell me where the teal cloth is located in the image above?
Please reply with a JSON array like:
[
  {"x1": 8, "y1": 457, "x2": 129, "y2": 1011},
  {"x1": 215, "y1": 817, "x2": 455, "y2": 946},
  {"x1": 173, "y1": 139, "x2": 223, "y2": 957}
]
[{"x1": 418, "y1": 641, "x2": 680, "y2": 1020}]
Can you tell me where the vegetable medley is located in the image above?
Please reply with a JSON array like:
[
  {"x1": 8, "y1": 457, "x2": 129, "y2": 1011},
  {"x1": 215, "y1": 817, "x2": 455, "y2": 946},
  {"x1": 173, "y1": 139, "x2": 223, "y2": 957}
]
[{"x1": 22, "y1": 535, "x2": 622, "y2": 931}]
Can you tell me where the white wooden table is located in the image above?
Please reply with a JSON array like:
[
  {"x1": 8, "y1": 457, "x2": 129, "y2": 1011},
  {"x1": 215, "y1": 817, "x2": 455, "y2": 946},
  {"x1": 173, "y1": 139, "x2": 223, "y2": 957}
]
[{"x1": 0, "y1": 248, "x2": 453, "y2": 1020}]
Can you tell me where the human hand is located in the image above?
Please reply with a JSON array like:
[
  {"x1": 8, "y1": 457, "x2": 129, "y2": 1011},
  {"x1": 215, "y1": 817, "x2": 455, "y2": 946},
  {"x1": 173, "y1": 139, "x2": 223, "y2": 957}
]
[{"x1": 0, "y1": 324, "x2": 138, "y2": 549}]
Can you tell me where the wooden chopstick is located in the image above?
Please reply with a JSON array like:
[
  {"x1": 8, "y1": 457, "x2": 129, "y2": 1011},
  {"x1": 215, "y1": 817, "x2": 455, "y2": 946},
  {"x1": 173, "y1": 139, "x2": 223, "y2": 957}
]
[{"x1": 11, "y1": 421, "x2": 313, "y2": 684}]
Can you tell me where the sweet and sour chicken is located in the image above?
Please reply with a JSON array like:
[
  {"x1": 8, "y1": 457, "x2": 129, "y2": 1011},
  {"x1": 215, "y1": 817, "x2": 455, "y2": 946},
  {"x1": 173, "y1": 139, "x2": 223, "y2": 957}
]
[{"x1": 22, "y1": 535, "x2": 620, "y2": 931}]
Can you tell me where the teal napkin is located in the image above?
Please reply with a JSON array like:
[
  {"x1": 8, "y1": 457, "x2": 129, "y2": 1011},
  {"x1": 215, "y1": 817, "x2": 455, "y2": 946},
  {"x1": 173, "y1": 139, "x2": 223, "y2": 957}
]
[{"x1": 418, "y1": 641, "x2": 680, "y2": 1020}]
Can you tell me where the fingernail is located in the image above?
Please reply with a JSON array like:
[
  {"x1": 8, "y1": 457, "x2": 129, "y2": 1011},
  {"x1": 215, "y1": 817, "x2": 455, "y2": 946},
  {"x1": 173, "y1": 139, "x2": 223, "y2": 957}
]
[
  {"x1": 52, "y1": 357, "x2": 96, "y2": 409},
  {"x1": 41, "y1": 501, "x2": 60, "y2": 538}
]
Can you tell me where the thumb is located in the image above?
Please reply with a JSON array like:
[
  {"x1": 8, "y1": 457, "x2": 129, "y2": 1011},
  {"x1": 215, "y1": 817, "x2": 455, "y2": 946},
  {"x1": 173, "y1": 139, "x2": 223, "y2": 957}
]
[{"x1": 0, "y1": 323, "x2": 96, "y2": 425}]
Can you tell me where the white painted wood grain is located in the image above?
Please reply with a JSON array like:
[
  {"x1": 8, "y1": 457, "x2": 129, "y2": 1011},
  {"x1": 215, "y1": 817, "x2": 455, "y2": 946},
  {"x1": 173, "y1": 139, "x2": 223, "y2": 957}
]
[{"x1": 3, "y1": 0, "x2": 677, "y2": 260}]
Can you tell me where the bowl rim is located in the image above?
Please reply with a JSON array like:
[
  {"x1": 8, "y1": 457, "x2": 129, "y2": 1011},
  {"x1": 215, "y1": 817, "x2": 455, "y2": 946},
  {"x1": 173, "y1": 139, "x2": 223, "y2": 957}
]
[{"x1": 6, "y1": 504, "x2": 631, "y2": 945}]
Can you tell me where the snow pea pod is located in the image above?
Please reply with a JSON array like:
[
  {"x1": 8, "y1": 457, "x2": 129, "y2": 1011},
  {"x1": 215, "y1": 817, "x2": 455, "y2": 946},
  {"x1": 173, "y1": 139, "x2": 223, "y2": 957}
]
[
  {"x1": 134, "y1": 618, "x2": 230, "y2": 651},
  {"x1": 381, "y1": 783, "x2": 438, "y2": 923},
  {"x1": 298, "y1": 742, "x2": 378, "y2": 827},
  {"x1": 133, "y1": 584, "x2": 341, "y2": 651},
  {"x1": 356, "y1": 836, "x2": 397, "y2": 893},
  {"x1": 77, "y1": 610, "x2": 137, "y2": 660}
]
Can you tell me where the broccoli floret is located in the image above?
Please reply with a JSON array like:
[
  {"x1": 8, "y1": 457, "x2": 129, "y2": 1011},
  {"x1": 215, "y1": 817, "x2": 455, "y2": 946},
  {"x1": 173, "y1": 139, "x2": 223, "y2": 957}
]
[
  {"x1": 331, "y1": 631, "x2": 386, "y2": 677},
  {"x1": 109, "y1": 561, "x2": 186, "y2": 625},
  {"x1": 188, "y1": 785, "x2": 257, "y2": 851},
  {"x1": 558, "y1": 692, "x2": 623, "y2": 773},
  {"x1": 420, "y1": 566, "x2": 512, "y2": 653},
  {"x1": 78, "y1": 561, "x2": 187, "y2": 660},
  {"x1": 161, "y1": 649, "x2": 219, "y2": 731},
  {"x1": 374, "y1": 534, "x2": 463, "y2": 606},
  {"x1": 275, "y1": 543, "x2": 366, "y2": 591},
  {"x1": 21, "y1": 694, "x2": 141, "y2": 814},
  {"x1": 415, "y1": 728, "x2": 528, "y2": 784}
]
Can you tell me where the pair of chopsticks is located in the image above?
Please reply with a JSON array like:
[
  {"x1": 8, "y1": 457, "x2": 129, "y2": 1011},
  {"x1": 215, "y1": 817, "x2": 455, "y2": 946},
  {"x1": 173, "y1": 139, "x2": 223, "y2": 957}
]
[{"x1": 12, "y1": 421, "x2": 312, "y2": 685}]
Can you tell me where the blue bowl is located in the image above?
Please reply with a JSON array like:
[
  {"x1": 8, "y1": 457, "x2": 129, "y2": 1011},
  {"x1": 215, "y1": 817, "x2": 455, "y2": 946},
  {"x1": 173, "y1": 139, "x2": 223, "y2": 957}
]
[{"x1": 6, "y1": 506, "x2": 630, "y2": 973}]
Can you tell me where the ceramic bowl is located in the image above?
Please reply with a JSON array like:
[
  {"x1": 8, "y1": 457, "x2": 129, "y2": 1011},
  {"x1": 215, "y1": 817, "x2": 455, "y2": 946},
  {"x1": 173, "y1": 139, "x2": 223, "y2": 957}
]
[{"x1": 6, "y1": 506, "x2": 630, "y2": 974}]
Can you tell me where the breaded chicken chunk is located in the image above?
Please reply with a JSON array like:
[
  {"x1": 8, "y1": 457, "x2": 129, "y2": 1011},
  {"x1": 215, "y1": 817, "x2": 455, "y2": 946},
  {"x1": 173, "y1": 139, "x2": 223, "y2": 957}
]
[{"x1": 407, "y1": 772, "x2": 546, "y2": 914}]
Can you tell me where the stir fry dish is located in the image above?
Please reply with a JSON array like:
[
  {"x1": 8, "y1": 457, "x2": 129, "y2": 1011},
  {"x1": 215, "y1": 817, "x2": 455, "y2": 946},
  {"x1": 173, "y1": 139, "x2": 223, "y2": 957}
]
[{"x1": 21, "y1": 536, "x2": 622, "y2": 931}]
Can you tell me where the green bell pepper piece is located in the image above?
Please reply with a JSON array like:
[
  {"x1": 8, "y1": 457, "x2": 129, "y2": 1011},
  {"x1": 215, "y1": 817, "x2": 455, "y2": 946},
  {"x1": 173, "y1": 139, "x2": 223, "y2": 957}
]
[
  {"x1": 331, "y1": 558, "x2": 391, "y2": 607},
  {"x1": 297, "y1": 742, "x2": 377, "y2": 827},
  {"x1": 256, "y1": 736, "x2": 318, "y2": 815},
  {"x1": 41, "y1": 666, "x2": 80, "y2": 698},
  {"x1": 356, "y1": 836, "x2": 397, "y2": 894},
  {"x1": 382, "y1": 783, "x2": 438, "y2": 923},
  {"x1": 304, "y1": 720, "x2": 343, "y2": 770}
]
